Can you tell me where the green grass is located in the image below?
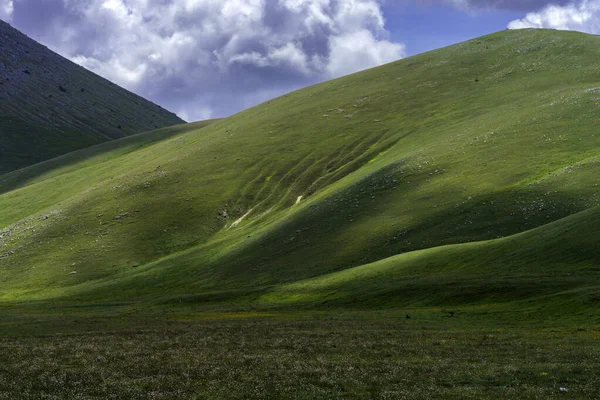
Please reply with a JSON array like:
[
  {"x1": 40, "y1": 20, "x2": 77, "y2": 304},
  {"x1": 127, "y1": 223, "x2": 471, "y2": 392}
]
[
  {"x1": 1, "y1": 28, "x2": 600, "y2": 398},
  {"x1": 2, "y1": 28, "x2": 598, "y2": 307},
  {"x1": 0, "y1": 116, "x2": 106, "y2": 175},
  {"x1": 0, "y1": 312, "x2": 598, "y2": 399}
]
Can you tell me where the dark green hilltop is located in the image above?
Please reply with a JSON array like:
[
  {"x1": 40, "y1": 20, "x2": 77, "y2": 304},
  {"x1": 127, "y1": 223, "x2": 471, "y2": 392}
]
[
  {"x1": 0, "y1": 19, "x2": 184, "y2": 174},
  {"x1": 0, "y1": 28, "x2": 598, "y2": 317}
]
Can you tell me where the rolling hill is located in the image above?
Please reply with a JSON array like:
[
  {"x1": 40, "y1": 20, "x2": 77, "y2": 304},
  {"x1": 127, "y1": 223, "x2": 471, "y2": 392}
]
[
  {"x1": 0, "y1": 28, "x2": 599, "y2": 320},
  {"x1": 0, "y1": 19, "x2": 184, "y2": 174}
]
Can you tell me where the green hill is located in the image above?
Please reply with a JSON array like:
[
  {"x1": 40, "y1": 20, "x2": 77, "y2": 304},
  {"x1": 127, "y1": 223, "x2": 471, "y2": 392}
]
[
  {"x1": 0, "y1": 19, "x2": 184, "y2": 174},
  {"x1": 0, "y1": 28, "x2": 599, "y2": 318}
]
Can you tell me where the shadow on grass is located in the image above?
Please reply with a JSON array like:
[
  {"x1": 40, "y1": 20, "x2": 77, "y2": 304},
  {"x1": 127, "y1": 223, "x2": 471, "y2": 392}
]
[
  {"x1": 0, "y1": 119, "x2": 221, "y2": 195},
  {"x1": 187, "y1": 160, "x2": 598, "y2": 287},
  {"x1": 50, "y1": 188, "x2": 599, "y2": 312},
  {"x1": 0, "y1": 116, "x2": 107, "y2": 174}
]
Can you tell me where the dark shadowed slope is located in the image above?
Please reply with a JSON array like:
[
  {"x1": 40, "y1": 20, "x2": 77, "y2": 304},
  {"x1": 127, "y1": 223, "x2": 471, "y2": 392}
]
[{"x1": 0, "y1": 19, "x2": 185, "y2": 174}]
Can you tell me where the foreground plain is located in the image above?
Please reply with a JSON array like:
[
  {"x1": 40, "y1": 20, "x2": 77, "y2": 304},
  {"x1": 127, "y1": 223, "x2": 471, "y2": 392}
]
[{"x1": 0, "y1": 310, "x2": 598, "y2": 399}]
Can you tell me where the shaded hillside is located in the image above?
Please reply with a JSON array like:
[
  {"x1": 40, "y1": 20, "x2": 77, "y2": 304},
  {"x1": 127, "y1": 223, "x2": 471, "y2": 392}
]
[
  {"x1": 0, "y1": 29, "x2": 598, "y2": 317},
  {"x1": 0, "y1": 19, "x2": 184, "y2": 173}
]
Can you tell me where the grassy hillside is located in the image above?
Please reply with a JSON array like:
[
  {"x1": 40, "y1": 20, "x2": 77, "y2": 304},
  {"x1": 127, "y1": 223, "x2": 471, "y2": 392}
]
[
  {"x1": 0, "y1": 28, "x2": 599, "y2": 317},
  {"x1": 1, "y1": 28, "x2": 600, "y2": 399},
  {"x1": 0, "y1": 19, "x2": 184, "y2": 174}
]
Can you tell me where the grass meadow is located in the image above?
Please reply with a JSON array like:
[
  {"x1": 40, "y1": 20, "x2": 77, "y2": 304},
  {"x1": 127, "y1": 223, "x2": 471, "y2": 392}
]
[{"x1": 0, "y1": 308, "x2": 598, "y2": 399}]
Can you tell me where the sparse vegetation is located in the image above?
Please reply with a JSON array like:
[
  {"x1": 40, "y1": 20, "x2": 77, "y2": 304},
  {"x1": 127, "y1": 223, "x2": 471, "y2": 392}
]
[{"x1": 0, "y1": 312, "x2": 598, "y2": 399}]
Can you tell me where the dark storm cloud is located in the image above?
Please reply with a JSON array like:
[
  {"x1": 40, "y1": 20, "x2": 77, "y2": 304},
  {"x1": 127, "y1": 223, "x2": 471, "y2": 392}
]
[{"x1": 3, "y1": 0, "x2": 405, "y2": 121}]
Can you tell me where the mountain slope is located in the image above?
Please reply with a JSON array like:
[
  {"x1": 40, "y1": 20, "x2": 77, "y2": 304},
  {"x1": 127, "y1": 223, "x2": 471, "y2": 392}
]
[
  {"x1": 0, "y1": 29, "x2": 599, "y2": 315},
  {"x1": 0, "y1": 19, "x2": 184, "y2": 174},
  {"x1": 261, "y1": 205, "x2": 600, "y2": 316}
]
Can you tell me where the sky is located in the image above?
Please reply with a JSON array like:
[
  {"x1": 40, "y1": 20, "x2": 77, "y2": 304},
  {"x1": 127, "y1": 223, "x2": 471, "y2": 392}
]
[{"x1": 1, "y1": 0, "x2": 599, "y2": 121}]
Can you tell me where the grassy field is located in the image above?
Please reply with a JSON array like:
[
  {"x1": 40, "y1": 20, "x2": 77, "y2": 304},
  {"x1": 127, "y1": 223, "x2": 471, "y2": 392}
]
[
  {"x1": 0, "y1": 309, "x2": 598, "y2": 399},
  {"x1": 1, "y1": 28, "x2": 600, "y2": 398}
]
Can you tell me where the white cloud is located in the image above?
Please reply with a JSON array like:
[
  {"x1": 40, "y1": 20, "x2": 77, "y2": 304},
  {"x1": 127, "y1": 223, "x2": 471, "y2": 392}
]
[
  {"x1": 228, "y1": 42, "x2": 311, "y2": 73},
  {"x1": 327, "y1": 29, "x2": 405, "y2": 78},
  {"x1": 72, "y1": 55, "x2": 148, "y2": 87},
  {"x1": 508, "y1": 0, "x2": 600, "y2": 32},
  {"x1": 10, "y1": 0, "x2": 405, "y2": 121},
  {"x1": 0, "y1": 0, "x2": 13, "y2": 21},
  {"x1": 270, "y1": 42, "x2": 311, "y2": 74},
  {"x1": 178, "y1": 106, "x2": 213, "y2": 121}
]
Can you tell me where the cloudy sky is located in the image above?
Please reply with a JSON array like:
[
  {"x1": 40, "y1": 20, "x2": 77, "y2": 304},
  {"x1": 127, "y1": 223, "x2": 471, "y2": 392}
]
[{"x1": 1, "y1": 0, "x2": 599, "y2": 121}]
